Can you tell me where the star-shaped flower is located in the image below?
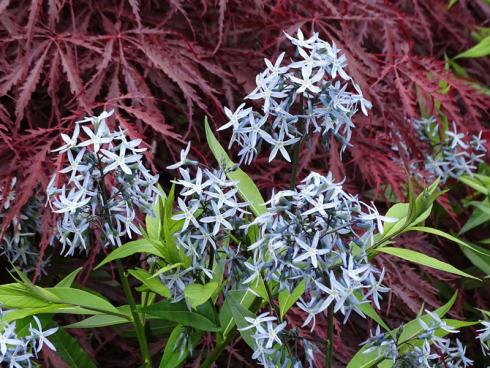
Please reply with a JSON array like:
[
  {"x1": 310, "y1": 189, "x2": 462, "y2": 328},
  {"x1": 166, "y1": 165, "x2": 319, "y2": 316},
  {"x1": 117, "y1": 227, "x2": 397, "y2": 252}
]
[
  {"x1": 52, "y1": 123, "x2": 80, "y2": 153},
  {"x1": 293, "y1": 232, "x2": 329, "y2": 268}
]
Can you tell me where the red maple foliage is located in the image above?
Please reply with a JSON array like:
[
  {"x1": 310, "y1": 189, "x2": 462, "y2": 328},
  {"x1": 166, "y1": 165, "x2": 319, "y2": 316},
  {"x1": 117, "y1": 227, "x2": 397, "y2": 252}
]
[{"x1": 0, "y1": 0, "x2": 489, "y2": 366}]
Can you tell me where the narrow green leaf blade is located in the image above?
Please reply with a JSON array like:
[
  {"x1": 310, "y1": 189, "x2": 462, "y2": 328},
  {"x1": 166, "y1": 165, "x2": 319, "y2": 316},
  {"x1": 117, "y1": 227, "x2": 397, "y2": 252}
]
[
  {"x1": 95, "y1": 239, "x2": 164, "y2": 269},
  {"x1": 460, "y1": 242, "x2": 490, "y2": 276},
  {"x1": 184, "y1": 282, "x2": 219, "y2": 309},
  {"x1": 50, "y1": 329, "x2": 97, "y2": 368},
  {"x1": 455, "y1": 35, "x2": 490, "y2": 59},
  {"x1": 129, "y1": 268, "x2": 171, "y2": 298},
  {"x1": 279, "y1": 280, "x2": 305, "y2": 318},
  {"x1": 160, "y1": 325, "x2": 202, "y2": 368},
  {"x1": 205, "y1": 118, "x2": 266, "y2": 216},
  {"x1": 143, "y1": 300, "x2": 221, "y2": 332},
  {"x1": 408, "y1": 226, "x2": 488, "y2": 256},
  {"x1": 375, "y1": 247, "x2": 479, "y2": 280},
  {"x1": 65, "y1": 312, "x2": 131, "y2": 329},
  {"x1": 56, "y1": 267, "x2": 83, "y2": 288},
  {"x1": 46, "y1": 287, "x2": 122, "y2": 315}
]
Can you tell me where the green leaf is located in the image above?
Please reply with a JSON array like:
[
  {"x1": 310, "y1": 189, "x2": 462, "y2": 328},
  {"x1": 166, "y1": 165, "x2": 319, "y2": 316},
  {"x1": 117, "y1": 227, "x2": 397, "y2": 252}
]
[
  {"x1": 354, "y1": 292, "x2": 390, "y2": 331},
  {"x1": 460, "y1": 208, "x2": 490, "y2": 234},
  {"x1": 205, "y1": 117, "x2": 266, "y2": 216},
  {"x1": 160, "y1": 325, "x2": 202, "y2": 368},
  {"x1": 458, "y1": 175, "x2": 488, "y2": 195},
  {"x1": 50, "y1": 329, "x2": 97, "y2": 368},
  {"x1": 129, "y1": 268, "x2": 171, "y2": 298},
  {"x1": 375, "y1": 247, "x2": 479, "y2": 280},
  {"x1": 45, "y1": 287, "x2": 123, "y2": 316},
  {"x1": 184, "y1": 282, "x2": 219, "y2": 309},
  {"x1": 443, "y1": 319, "x2": 479, "y2": 329},
  {"x1": 143, "y1": 300, "x2": 221, "y2": 332},
  {"x1": 347, "y1": 292, "x2": 457, "y2": 368},
  {"x1": 447, "y1": 0, "x2": 458, "y2": 9},
  {"x1": 65, "y1": 313, "x2": 130, "y2": 329},
  {"x1": 398, "y1": 292, "x2": 457, "y2": 344},
  {"x1": 249, "y1": 277, "x2": 270, "y2": 303},
  {"x1": 381, "y1": 179, "x2": 442, "y2": 240},
  {"x1": 468, "y1": 200, "x2": 490, "y2": 215},
  {"x1": 219, "y1": 289, "x2": 256, "y2": 337},
  {"x1": 227, "y1": 293, "x2": 257, "y2": 349},
  {"x1": 162, "y1": 184, "x2": 188, "y2": 264},
  {"x1": 152, "y1": 263, "x2": 184, "y2": 278},
  {"x1": 460, "y1": 242, "x2": 490, "y2": 276},
  {"x1": 1, "y1": 305, "x2": 69, "y2": 322},
  {"x1": 95, "y1": 239, "x2": 165, "y2": 269},
  {"x1": 0, "y1": 283, "x2": 51, "y2": 309},
  {"x1": 408, "y1": 226, "x2": 488, "y2": 256},
  {"x1": 56, "y1": 268, "x2": 83, "y2": 287},
  {"x1": 455, "y1": 35, "x2": 490, "y2": 59},
  {"x1": 382, "y1": 203, "x2": 409, "y2": 237},
  {"x1": 279, "y1": 280, "x2": 305, "y2": 318},
  {"x1": 146, "y1": 192, "x2": 165, "y2": 241}
]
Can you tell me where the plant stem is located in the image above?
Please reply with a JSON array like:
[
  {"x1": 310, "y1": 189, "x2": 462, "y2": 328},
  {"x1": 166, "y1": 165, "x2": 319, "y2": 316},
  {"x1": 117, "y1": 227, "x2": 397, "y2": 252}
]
[
  {"x1": 201, "y1": 331, "x2": 237, "y2": 368},
  {"x1": 116, "y1": 260, "x2": 152, "y2": 367},
  {"x1": 290, "y1": 140, "x2": 301, "y2": 189},
  {"x1": 325, "y1": 303, "x2": 334, "y2": 368},
  {"x1": 93, "y1": 153, "x2": 151, "y2": 365},
  {"x1": 262, "y1": 276, "x2": 280, "y2": 319},
  {"x1": 290, "y1": 94, "x2": 304, "y2": 189},
  {"x1": 202, "y1": 297, "x2": 263, "y2": 367}
]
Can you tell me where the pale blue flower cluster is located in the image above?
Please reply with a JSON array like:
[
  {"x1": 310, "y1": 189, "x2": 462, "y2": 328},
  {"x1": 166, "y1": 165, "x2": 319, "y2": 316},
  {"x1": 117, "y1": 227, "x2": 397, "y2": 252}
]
[
  {"x1": 241, "y1": 171, "x2": 394, "y2": 366},
  {"x1": 0, "y1": 178, "x2": 44, "y2": 274},
  {"x1": 0, "y1": 313, "x2": 58, "y2": 367},
  {"x1": 476, "y1": 320, "x2": 490, "y2": 355},
  {"x1": 238, "y1": 312, "x2": 291, "y2": 367},
  {"x1": 361, "y1": 311, "x2": 473, "y2": 367},
  {"x1": 412, "y1": 117, "x2": 487, "y2": 182},
  {"x1": 47, "y1": 110, "x2": 160, "y2": 255},
  {"x1": 219, "y1": 29, "x2": 372, "y2": 164},
  {"x1": 163, "y1": 144, "x2": 249, "y2": 301}
]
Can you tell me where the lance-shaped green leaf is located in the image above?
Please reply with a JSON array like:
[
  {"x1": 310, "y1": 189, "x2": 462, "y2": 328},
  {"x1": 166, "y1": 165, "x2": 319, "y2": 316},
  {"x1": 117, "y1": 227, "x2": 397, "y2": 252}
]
[
  {"x1": 354, "y1": 291, "x2": 390, "y2": 331},
  {"x1": 278, "y1": 280, "x2": 305, "y2": 319},
  {"x1": 56, "y1": 267, "x2": 83, "y2": 287},
  {"x1": 407, "y1": 226, "x2": 488, "y2": 256},
  {"x1": 146, "y1": 191, "x2": 166, "y2": 241},
  {"x1": 205, "y1": 117, "x2": 266, "y2": 216},
  {"x1": 65, "y1": 307, "x2": 132, "y2": 329},
  {"x1": 460, "y1": 242, "x2": 490, "y2": 276},
  {"x1": 219, "y1": 289, "x2": 256, "y2": 338},
  {"x1": 347, "y1": 292, "x2": 458, "y2": 368},
  {"x1": 129, "y1": 268, "x2": 171, "y2": 297},
  {"x1": 458, "y1": 175, "x2": 488, "y2": 195},
  {"x1": 160, "y1": 325, "x2": 203, "y2": 368},
  {"x1": 49, "y1": 329, "x2": 97, "y2": 368},
  {"x1": 455, "y1": 35, "x2": 490, "y2": 59},
  {"x1": 96, "y1": 239, "x2": 165, "y2": 269},
  {"x1": 45, "y1": 287, "x2": 125, "y2": 316},
  {"x1": 375, "y1": 247, "x2": 479, "y2": 280},
  {"x1": 184, "y1": 282, "x2": 219, "y2": 309},
  {"x1": 142, "y1": 300, "x2": 221, "y2": 332},
  {"x1": 227, "y1": 293, "x2": 258, "y2": 348}
]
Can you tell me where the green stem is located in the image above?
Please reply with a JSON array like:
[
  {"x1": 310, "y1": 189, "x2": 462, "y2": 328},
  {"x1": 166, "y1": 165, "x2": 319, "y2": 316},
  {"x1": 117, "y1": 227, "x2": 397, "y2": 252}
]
[
  {"x1": 202, "y1": 297, "x2": 263, "y2": 367},
  {"x1": 325, "y1": 303, "x2": 334, "y2": 368},
  {"x1": 116, "y1": 260, "x2": 152, "y2": 367},
  {"x1": 262, "y1": 276, "x2": 280, "y2": 319},
  {"x1": 201, "y1": 331, "x2": 237, "y2": 368},
  {"x1": 290, "y1": 140, "x2": 301, "y2": 189},
  {"x1": 290, "y1": 94, "x2": 305, "y2": 189}
]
